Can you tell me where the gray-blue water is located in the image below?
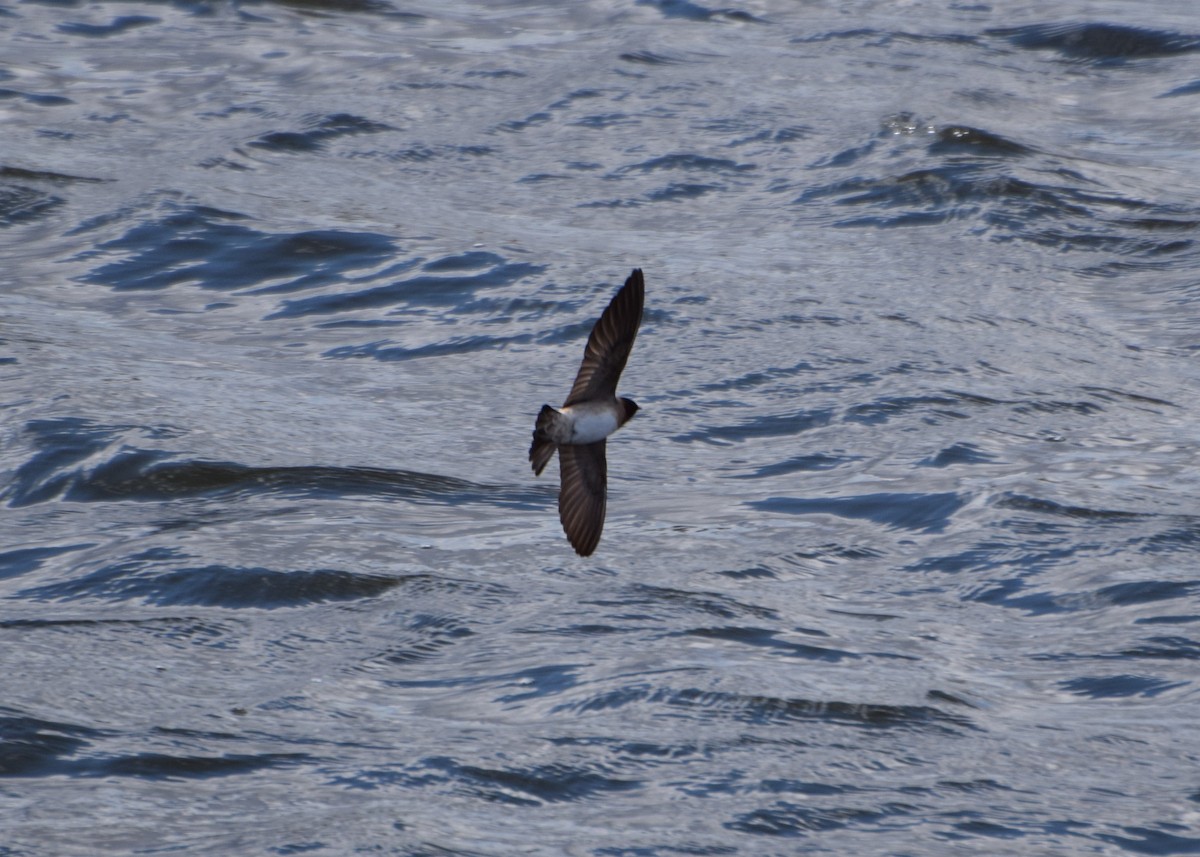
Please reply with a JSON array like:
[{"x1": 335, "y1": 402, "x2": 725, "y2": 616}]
[{"x1": 4, "y1": 1, "x2": 1200, "y2": 853}]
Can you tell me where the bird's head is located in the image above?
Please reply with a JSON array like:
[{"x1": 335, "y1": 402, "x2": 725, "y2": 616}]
[{"x1": 619, "y1": 397, "x2": 639, "y2": 424}]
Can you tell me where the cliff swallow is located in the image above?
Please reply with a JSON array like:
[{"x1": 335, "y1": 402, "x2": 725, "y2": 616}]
[{"x1": 530, "y1": 268, "x2": 645, "y2": 556}]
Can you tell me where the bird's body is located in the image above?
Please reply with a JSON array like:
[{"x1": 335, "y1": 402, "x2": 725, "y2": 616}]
[
  {"x1": 530, "y1": 268, "x2": 645, "y2": 556},
  {"x1": 540, "y1": 401, "x2": 626, "y2": 445}
]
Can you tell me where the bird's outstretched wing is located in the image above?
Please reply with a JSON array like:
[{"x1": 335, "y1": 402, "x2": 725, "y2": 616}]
[
  {"x1": 558, "y1": 441, "x2": 607, "y2": 556},
  {"x1": 563, "y1": 269, "x2": 644, "y2": 406}
]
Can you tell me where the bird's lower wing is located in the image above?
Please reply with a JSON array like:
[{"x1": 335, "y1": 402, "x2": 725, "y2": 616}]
[{"x1": 558, "y1": 441, "x2": 607, "y2": 556}]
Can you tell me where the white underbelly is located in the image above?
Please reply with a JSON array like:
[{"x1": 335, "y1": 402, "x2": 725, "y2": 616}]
[{"x1": 564, "y1": 406, "x2": 619, "y2": 444}]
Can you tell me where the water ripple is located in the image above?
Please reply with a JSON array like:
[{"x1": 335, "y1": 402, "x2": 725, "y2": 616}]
[
  {"x1": 749, "y1": 492, "x2": 966, "y2": 534},
  {"x1": 799, "y1": 113, "x2": 1200, "y2": 269},
  {"x1": 75, "y1": 203, "x2": 398, "y2": 296},
  {"x1": 558, "y1": 687, "x2": 977, "y2": 733},
  {"x1": 18, "y1": 549, "x2": 407, "y2": 608},
  {"x1": 269, "y1": 260, "x2": 544, "y2": 319},
  {"x1": 4, "y1": 417, "x2": 540, "y2": 509},
  {"x1": 57, "y1": 15, "x2": 159, "y2": 38},
  {"x1": 988, "y1": 22, "x2": 1200, "y2": 65},
  {"x1": 244, "y1": 113, "x2": 394, "y2": 155},
  {"x1": 421, "y1": 755, "x2": 641, "y2": 805}
]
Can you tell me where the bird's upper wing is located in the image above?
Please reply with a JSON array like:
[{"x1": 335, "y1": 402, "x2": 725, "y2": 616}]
[
  {"x1": 563, "y1": 269, "x2": 644, "y2": 406},
  {"x1": 558, "y1": 440, "x2": 607, "y2": 556}
]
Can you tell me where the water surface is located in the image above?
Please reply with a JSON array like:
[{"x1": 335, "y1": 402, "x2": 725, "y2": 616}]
[{"x1": 4, "y1": 1, "x2": 1200, "y2": 854}]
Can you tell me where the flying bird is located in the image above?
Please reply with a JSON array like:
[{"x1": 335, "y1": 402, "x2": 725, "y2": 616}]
[{"x1": 530, "y1": 268, "x2": 645, "y2": 556}]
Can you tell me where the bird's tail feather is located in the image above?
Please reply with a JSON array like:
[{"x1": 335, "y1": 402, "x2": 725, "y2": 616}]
[{"x1": 529, "y1": 405, "x2": 558, "y2": 476}]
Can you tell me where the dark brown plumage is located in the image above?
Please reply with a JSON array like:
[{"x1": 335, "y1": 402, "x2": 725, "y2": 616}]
[
  {"x1": 557, "y1": 441, "x2": 607, "y2": 557},
  {"x1": 529, "y1": 269, "x2": 645, "y2": 556},
  {"x1": 564, "y1": 269, "x2": 644, "y2": 406}
]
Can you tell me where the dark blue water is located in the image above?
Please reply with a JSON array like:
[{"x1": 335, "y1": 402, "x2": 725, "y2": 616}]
[{"x1": 4, "y1": 1, "x2": 1200, "y2": 854}]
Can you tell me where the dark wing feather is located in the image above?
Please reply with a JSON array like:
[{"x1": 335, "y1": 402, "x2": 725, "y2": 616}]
[
  {"x1": 563, "y1": 269, "x2": 644, "y2": 406},
  {"x1": 558, "y1": 441, "x2": 607, "y2": 556}
]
